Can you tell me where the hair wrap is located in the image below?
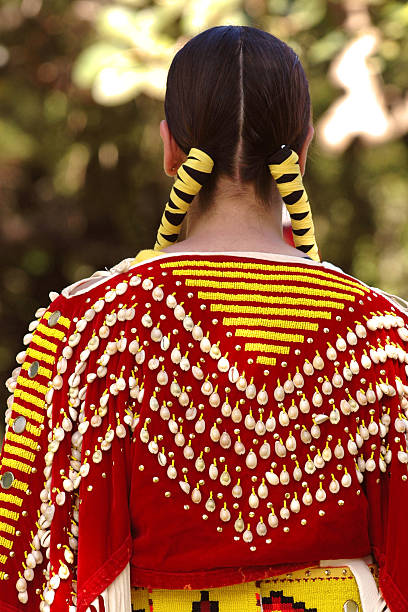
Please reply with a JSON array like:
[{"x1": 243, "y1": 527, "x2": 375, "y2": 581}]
[
  {"x1": 268, "y1": 145, "x2": 320, "y2": 263},
  {"x1": 154, "y1": 147, "x2": 214, "y2": 251}
]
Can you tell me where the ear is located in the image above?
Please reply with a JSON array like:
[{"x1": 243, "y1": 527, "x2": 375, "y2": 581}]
[
  {"x1": 298, "y1": 123, "x2": 314, "y2": 176},
  {"x1": 160, "y1": 120, "x2": 187, "y2": 177}
]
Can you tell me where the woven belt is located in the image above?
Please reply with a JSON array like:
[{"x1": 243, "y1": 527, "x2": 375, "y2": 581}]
[{"x1": 130, "y1": 563, "x2": 380, "y2": 612}]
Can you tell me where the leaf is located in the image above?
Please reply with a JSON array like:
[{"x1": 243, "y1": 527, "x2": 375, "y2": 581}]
[
  {"x1": 0, "y1": 119, "x2": 36, "y2": 161},
  {"x1": 72, "y1": 42, "x2": 130, "y2": 90}
]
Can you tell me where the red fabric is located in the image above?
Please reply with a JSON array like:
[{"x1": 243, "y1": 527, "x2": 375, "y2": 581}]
[{"x1": 0, "y1": 252, "x2": 407, "y2": 611}]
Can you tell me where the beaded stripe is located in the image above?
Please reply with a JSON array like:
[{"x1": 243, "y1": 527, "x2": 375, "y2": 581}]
[{"x1": 173, "y1": 269, "x2": 369, "y2": 294}]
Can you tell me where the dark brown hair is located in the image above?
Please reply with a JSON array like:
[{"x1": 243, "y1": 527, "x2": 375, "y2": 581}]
[{"x1": 164, "y1": 25, "x2": 311, "y2": 207}]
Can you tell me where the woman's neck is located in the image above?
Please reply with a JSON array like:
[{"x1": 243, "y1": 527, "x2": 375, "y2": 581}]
[{"x1": 162, "y1": 176, "x2": 305, "y2": 257}]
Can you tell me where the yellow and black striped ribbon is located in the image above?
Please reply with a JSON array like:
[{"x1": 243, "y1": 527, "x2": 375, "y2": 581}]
[
  {"x1": 268, "y1": 146, "x2": 320, "y2": 262},
  {"x1": 154, "y1": 148, "x2": 214, "y2": 251}
]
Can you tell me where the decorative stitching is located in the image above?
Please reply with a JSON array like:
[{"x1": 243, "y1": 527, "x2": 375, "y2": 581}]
[
  {"x1": 212, "y1": 304, "x2": 332, "y2": 319},
  {"x1": 21, "y1": 361, "x2": 53, "y2": 379},
  {"x1": 187, "y1": 279, "x2": 360, "y2": 300},
  {"x1": 223, "y1": 317, "x2": 319, "y2": 331},
  {"x1": 244, "y1": 343, "x2": 291, "y2": 354},
  {"x1": 172, "y1": 268, "x2": 368, "y2": 293},
  {"x1": 6, "y1": 432, "x2": 38, "y2": 451},
  {"x1": 161, "y1": 259, "x2": 366, "y2": 288},
  {"x1": 256, "y1": 356, "x2": 277, "y2": 366},
  {"x1": 35, "y1": 322, "x2": 66, "y2": 340},
  {"x1": 43, "y1": 310, "x2": 70, "y2": 328},
  {"x1": 235, "y1": 329, "x2": 304, "y2": 343},
  {"x1": 26, "y1": 347, "x2": 55, "y2": 365},
  {"x1": 13, "y1": 391, "x2": 46, "y2": 411},
  {"x1": 0, "y1": 509, "x2": 19, "y2": 522},
  {"x1": 1, "y1": 458, "x2": 32, "y2": 474},
  {"x1": 3, "y1": 445, "x2": 35, "y2": 463},
  {"x1": 0, "y1": 493, "x2": 23, "y2": 507},
  {"x1": 15, "y1": 376, "x2": 49, "y2": 396},
  {"x1": 10, "y1": 402, "x2": 44, "y2": 423},
  {"x1": 199, "y1": 292, "x2": 346, "y2": 309}
]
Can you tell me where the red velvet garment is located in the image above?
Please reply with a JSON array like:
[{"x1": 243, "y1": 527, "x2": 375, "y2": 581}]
[{"x1": 1, "y1": 252, "x2": 408, "y2": 611}]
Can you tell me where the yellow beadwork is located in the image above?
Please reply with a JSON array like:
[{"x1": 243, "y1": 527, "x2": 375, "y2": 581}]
[
  {"x1": 223, "y1": 317, "x2": 319, "y2": 331},
  {"x1": 15, "y1": 376, "x2": 49, "y2": 397},
  {"x1": 0, "y1": 508, "x2": 19, "y2": 522},
  {"x1": 199, "y1": 292, "x2": 345, "y2": 309},
  {"x1": 0, "y1": 535, "x2": 13, "y2": 550},
  {"x1": 13, "y1": 391, "x2": 45, "y2": 411},
  {"x1": 26, "y1": 347, "x2": 54, "y2": 365},
  {"x1": 236, "y1": 329, "x2": 304, "y2": 343},
  {"x1": 21, "y1": 360, "x2": 53, "y2": 379},
  {"x1": 1, "y1": 457, "x2": 32, "y2": 474},
  {"x1": 173, "y1": 268, "x2": 368, "y2": 294},
  {"x1": 161, "y1": 259, "x2": 364, "y2": 288},
  {"x1": 0, "y1": 522, "x2": 15, "y2": 536},
  {"x1": 187, "y1": 278, "x2": 359, "y2": 300},
  {"x1": 213, "y1": 304, "x2": 332, "y2": 319},
  {"x1": 44, "y1": 310, "x2": 70, "y2": 328},
  {"x1": 35, "y1": 322, "x2": 66, "y2": 340},
  {"x1": 6, "y1": 432, "x2": 39, "y2": 451},
  {"x1": 256, "y1": 356, "x2": 277, "y2": 366},
  {"x1": 0, "y1": 493, "x2": 23, "y2": 507},
  {"x1": 10, "y1": 402, "x2": 44, "y2": 424},
  {"x1": 3, "y1": 445, "x2": 35, "y2": 463},
  {"x1": 11, "y1": 480, "x2": 28, "y2": 492},
  {"x1": 22, "y1": 422, "x2": 42, "y2": 437},
  {"x1": 130, "y1": 564, "x2": 369, "y2": 612},
  {"x1": 244, "y1": 343, "x2": 291, "y2": 354}
]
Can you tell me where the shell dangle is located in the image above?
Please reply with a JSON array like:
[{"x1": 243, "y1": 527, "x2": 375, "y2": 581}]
[{"x1": 154, "y1": 147, "x2": 214, "y2": 250}]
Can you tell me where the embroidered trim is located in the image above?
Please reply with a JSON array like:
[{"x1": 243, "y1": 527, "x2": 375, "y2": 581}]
[
  {"x1": 0, "y1": 509, "x2": 19, "y2": 522},
  {"x1": 199, "y1": 292, "x2": 345, "y2": 309},
  {"x1": 26, "y1": 347, "x2": 54, "y2": 365},
  {"x1": 223, "y1": 317, "x2": 319, "y2": 331},
  {"x1": 36, "y1": 322, "x2": 66, "y2": 340},
  {"x1": 15, "y1": 376, "x2": 49, "y2": 396},
  {"x1": 236, "y1": 329, "x2": 304, "y2": 343},
  {"x1": 0, "y1": 522, "x2": 15, "y2": 536},
  {"x1": 21, "y1": 361, "x2": 53, "y2": 379},
  {"x1": 256, "y1": 356, "x2": 277, "y2": 366},
  {"x1": 2, "y1": 445, "x2": 35, "y2": 464},
  {"x1": 11, "y1": 480, "x2": 28, "y2": 492},
  {"x1": 10, "y1": 402, "x2": 44, "y2": 424},
  {"x1": 0, "y1": 493, "x2": 23, "y2": 507},
  {"x1": 6, "y1": 433, "x2": 39, "y2": 451},
  {"x1": 160, "y1": 259, "x2": 362, "y2": 286},
  {"x1": 22, "y1": 422, "x2": 42, "y2": 437},
  {"x1": 0, "y1": 535, "x2": 13, "y2": 550},
  {"x1": 212, "y1": 304, "x2": 332, "y2": 319},
  {"x1": 172, "y1": 268, "x2": 369, "y2": 293},
  {"x1": 244, "y1": 343, "x2": 291, "y2": 354},
  {"x1": 187, "y1": 279, "x2": 359, "y2": 301},
  {"x1": 43, "y1": 310, "x2": 70, "y2": 328},
  {"x1": 1, "y1": 457, "x2": 32, "y2": 474}
]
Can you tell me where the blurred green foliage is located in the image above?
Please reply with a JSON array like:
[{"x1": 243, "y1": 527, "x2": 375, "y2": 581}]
[{"x1": 1, "y1": 0, "x2": 408, "y2": 419}]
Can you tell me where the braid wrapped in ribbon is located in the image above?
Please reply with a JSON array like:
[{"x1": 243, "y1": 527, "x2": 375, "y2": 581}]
[
  {"x1": 154, "y1": 147, "x2": 214, "y2": 250},
  {"x1": 154, "y1": 144, "x2": 320, "y2": 263},
  {"x1": 267, "y1": 145, "x2": 320, "y2": 263}
]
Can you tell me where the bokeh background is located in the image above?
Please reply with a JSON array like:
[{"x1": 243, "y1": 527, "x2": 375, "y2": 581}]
[{"x1": 2, "y1": 0, "x2": 408, "y2": 417}]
